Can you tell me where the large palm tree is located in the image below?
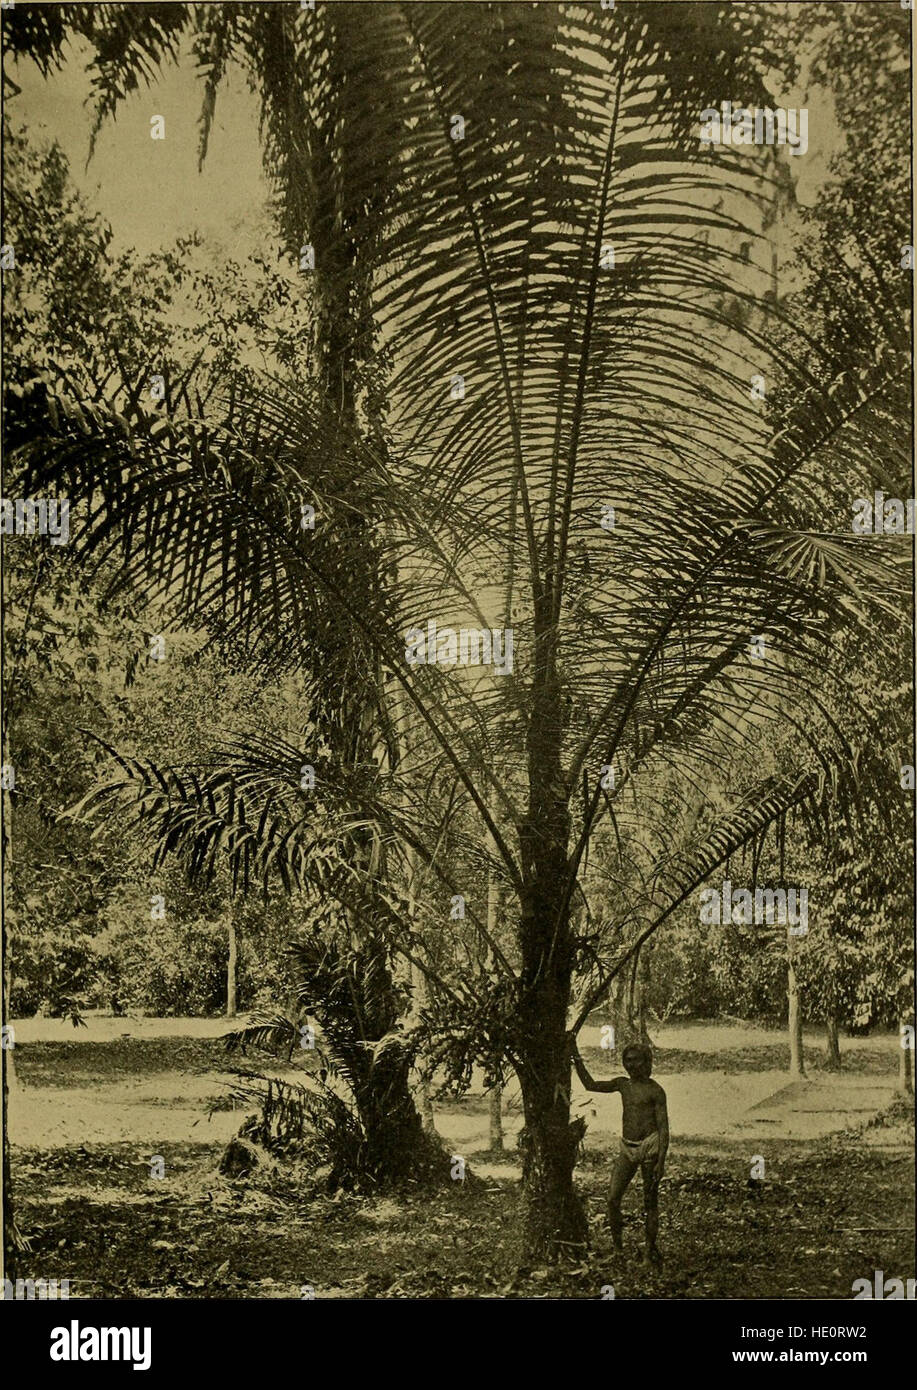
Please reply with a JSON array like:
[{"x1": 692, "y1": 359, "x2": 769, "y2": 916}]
[
  {"x1": 8, "y1": 2, "x2": 911, "y2": 1260},
  {"x1": 4, "y1": 0, "x2": 437, "y2": 1183}
]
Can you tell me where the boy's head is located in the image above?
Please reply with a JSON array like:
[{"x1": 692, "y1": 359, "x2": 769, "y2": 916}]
[{"x1": 622, "y1": 1043, "x2": 653, "y2": 1079}]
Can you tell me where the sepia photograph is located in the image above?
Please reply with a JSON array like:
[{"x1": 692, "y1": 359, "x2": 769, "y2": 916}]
[{"x1": 0, "y1": 0, "x2": 914, "y2": 1344}]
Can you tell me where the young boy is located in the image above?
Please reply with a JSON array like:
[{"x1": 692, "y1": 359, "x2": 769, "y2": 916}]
[{"x1": 570, "y1": 1035, "x2": 669, "y2": 1264}]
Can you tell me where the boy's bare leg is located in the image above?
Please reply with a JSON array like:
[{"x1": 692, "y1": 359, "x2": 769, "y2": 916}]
[
  {"x1": 641, "y1": 1160, "x2": 661, "y2": 1265},
  {"x1": 607, "y1": 1153, "x2": 637, "y2": 1250}
]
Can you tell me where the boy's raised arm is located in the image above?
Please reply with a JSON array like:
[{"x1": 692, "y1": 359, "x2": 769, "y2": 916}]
[{"x1": 568, "y1": 1032, "x2": 621, "y2": 1093}]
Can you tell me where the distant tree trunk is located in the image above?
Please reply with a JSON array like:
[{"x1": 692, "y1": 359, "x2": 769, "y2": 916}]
[
  {"x1": 489, "y1": 1085, "x2": 505, "y2": 1152},
  {"x1": 635, "y1": 946, "x2": 652, "y2": 1048},
  {"x1": 226, "y1": 914, "x2": 237, "y2": 1018},
  {"x1": 787, "y1": 944, "x2": 805, "y2": 1077},
  {"x1": 611, "y1": 972, "x2": 629, "y2": 1050},
  {"x1": 825, "y1": 1012, "x2": 841, "y2": 1070},
  {"x1": 612, "y1": 948, "x2": 651, "y2": 1050},
  {"x1": 410, "y1": 959, "x2": 436, "y2": 1134},
  {"x1": 898, "y1": 1018, "x2": 913, "y2": 1096}
]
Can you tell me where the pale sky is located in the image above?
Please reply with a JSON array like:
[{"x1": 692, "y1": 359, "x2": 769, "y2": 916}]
[
  {"x1": 5, "y1": 18, "x2": 843, "y2": 265},
  {"x1": 7, "y1": 33, "x2": 271, "y2": 258}
]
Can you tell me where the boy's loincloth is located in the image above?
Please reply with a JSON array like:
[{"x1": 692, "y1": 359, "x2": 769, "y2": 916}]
[{"x1": 619, "y1": 1132, "x2": 659, "y2": 1165}]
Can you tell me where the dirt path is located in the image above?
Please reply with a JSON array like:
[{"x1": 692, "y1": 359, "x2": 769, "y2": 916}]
[
  {"x1": 7, "y1": 1017, "x2": 911, "y2": 1300},
  {"x1": 8, "y1": 1016, "x2": 900, "y2": 1155}
]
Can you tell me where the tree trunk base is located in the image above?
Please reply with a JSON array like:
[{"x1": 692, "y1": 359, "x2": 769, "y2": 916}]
[
  {"x1": 519, "y1": 1115, "x2": 589, "y2": 1263},
  {"x1": 220, "y1": 1135, "x2": 270, "y2": 1178},
  {"x1": 824, "y1": 1016, "x2": 842, "y2": 1070}
]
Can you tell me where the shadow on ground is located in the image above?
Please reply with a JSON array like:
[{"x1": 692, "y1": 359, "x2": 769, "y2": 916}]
[{"x1": 9, "y1": 1116, "x2": 913, "y2": 1299}]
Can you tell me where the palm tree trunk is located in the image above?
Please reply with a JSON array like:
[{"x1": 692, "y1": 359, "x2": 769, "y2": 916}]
[
  {"x1": 343, "y1": 839, "x2": 428, "y2": 1177},
  {"x1": 350, "y1": 1032, "x2": 427, "y2": 1180},
  {"x1": 302, "y1": 85, "x2": 428, "y2": 1180},
  {"x1": 485, "y1": 820, "x2": 504, "y2": 1152},
  {"x1": 516, "y1": 642, "x2": 587, "y2": 1260},
  {"x1": 516, "y1": 893, "x2": 587, "y2": 1259}
]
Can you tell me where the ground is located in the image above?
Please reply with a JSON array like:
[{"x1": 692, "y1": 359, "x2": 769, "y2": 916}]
[{"x1": 6, "y1": 1017, "x2": 914, "y2": 1299}]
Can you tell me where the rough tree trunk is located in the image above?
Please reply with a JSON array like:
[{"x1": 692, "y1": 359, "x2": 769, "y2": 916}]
[
  {"x1": 485, "y1": 823, "x2": 504, "y2": 1152},
  {"x1": 351, "y1": 1035, "x2": 428, "y2": 1180},
  {"x1": 339, "y1": 913, "x2": 431, "y2": 1182},
  {"x1": 515, "y1": 631, "x2": 588, "y2": 1260},
  {"x1": 787, "y1": 945, "x2": 805, "y2": 1078},
  {"x1": 302, "y1": 929, "x2": 441, "y2": 1187},
  {"x1": 489, "y1": 1086, "x2": 504, "y2": 1152},
  {"x1": 303, "y1": 66, "x2": 429, "y2": 1183},
  {"x1": 516, "y1": 936, "x2": 587, "y2": 1261},
  {"x1": 824, "y1": 1012, "x2": 841, "y2": 1070}
]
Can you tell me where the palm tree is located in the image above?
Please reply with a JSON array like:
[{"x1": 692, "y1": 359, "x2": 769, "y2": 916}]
[
  {"x1": 9, "y1": 2, "x2": 911, "y2": 1260},
  {"x1": 5, "y1": 0, "x2": 439, "y2": 1182}
]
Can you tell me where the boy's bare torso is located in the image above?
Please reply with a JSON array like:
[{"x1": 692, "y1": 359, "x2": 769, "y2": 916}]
[{"x1": 618, "y1": 1077, "x2": 666, "y2": 1141}]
